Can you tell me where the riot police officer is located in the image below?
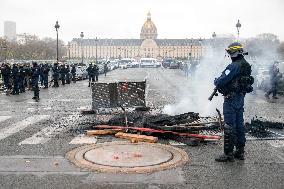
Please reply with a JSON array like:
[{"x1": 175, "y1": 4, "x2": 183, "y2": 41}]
[
  {"x1": 1, "y1": 63, "x2": 11, "y2": 90},
  {"x1": 60, "y1": 64, "x2": 66, "y2": 85},
  {"x1": 214, "y1": 42, "x2": 254, "y2": 162},
  {"x1": 66, "y1": 65, "x2": 71, "y2": 84},
  {"x1": 12, "y1": 64, "x2": 20, "y2": 95},
  {"x1": 39, "y1": 64, "x2": 44, "y2": 86},
  {"x1": 104, "y1": 62, "x2": 108, "y2": 77},
  {"x1": 52, "y1": 63, "x2": 59, "y2": 87},
  {"x1": 94, "y1": 64, "x2": 99, "y2": 82},
  {"x1": 265, "y1": 61, "x2": 281, "y2": 99},
  {"x1": 42, "y1": 64, "x2": 50, "y2": 88},
  {"x1": 31, "y1": 62, "x2": 40, "y2": 101},
  {"x1": 71, "y1": 64, "x2": 76, "y2": 83},
  {"x1": 19, "y1": 65, "x2": 26, "y2": 93},
  {"x1": 86, "y1": 63, "x2": 95, "y2": 87}
]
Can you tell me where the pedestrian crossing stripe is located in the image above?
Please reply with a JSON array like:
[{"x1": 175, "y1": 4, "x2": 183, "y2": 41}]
[
  {"x1": 19, "y1": 114, "x2": 78, "y2": 145},
  {"x1": 0, "y1": 116, "x2": 12, "y2": 124},
  {"x1": 0, "y1": 115, "x2": 50, "y2": 141}
]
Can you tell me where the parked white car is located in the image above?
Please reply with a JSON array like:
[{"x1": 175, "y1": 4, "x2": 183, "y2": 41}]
[{"x1": 140, "y1": 58, "x2": 159, "y2": 68}]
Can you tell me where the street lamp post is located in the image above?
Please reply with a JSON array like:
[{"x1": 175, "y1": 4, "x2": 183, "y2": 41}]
[
  {"x1": 80, "y1": 32, "x2": 84, "y2": 64},
  {"x1": 68, "y1": 42, "x2": 70, "y2": 62},
  {"x1": 236, "y1": 20, "x2": 241, "y2": 39},
  {"x1": 198, "y1": 38, "x2": 202, "y2": 60},
  {"x1": 54, "y1": 21, "x2": 60, "y2": 63},
  {"x1": 95, "y1": 37, "x2": 98, "y2": 64}
]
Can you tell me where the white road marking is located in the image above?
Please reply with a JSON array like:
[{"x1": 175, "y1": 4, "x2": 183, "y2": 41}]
[
  {"x1": 69, "y1": 134, "x2": 97, "y2": 144},
  {"x1": 169, "y1": 140, "x2": 186, "y2": 146},
  {"x1": 0, "y1": 115, "x2": 50, "y2": 141},
  {"x1": 0, "y1": 116, "x2": 12, "y2": 124},
  {"x1": 19, "y1": 114, "x2": 78, "y2": 145},
  {"x1": 268, "y1": 140, "x2": 284, "y2": 148}
]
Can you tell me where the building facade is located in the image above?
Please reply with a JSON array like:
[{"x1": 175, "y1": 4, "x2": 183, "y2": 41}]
[
  {"x1": 68, "y1": 12, "x2": 206, "y2": 60},
  {"x1": 4, "y1": 21, "x2": 16, "y2": 42}
]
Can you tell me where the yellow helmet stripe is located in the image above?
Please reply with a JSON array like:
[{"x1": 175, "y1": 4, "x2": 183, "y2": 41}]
[{"x1": 229, "y1": 45, "x2": 243, "y2": 50}]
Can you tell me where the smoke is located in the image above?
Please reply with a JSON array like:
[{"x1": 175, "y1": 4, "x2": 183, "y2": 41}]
[
  {"x1": 162, "y1": 34, "x2": 282, "y2": 116},
  {"x1": 163, "y1": 45, "x2": 231, "y2": 116}
]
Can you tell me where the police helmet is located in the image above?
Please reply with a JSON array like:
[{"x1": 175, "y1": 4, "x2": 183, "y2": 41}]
[
  {"x1": 226, "y1": 42, "x2": 245, "y2": 58},
  {"x1": 32, "y1": 61, "x2": 38, "y2": 66}
]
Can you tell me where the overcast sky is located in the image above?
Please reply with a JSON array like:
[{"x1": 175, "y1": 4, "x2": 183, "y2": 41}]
[{"x1": 1, "y1": 0, "x2": 284, "y2": 43}]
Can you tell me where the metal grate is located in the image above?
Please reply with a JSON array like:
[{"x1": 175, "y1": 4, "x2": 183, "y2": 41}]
[{"x1": 92, "y1": 81, "x2": 146, "y2": 110}]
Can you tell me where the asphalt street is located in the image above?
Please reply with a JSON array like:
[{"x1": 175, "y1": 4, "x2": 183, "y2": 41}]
[{"x1": 0, "y1": 67, "x2": 284, "y2": 189}]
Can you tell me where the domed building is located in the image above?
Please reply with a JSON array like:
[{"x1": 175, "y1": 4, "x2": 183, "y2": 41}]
[
  {"x1": 140, "y1": 12, "x2": 157, "y2": 40},
  {"x1": 68, "y1": 12, "x2": 207, "y2": 60}
]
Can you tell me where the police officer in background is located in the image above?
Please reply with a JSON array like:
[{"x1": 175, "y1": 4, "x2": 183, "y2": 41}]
[
  {"x1": 60, "y1": 64, "x2": 66, "y2": 85},
  {"x1": 52, "y1": 63, "x2": 59, "y2": 87},
  {"x1": 87, "y1": 63, "x2": 94, "y2": 87},
  {"x1": 1, "y1": 63, "x2": 11, "y2": 90},
  {"x1": 12, "y1": 64, "x2": 20, "y2": 95},
  {"x1": 214, "y1": 42, "x2": 254, "y2": 162},
  {"x1": 94, "y1": 63, "x2": 99, "y2": 82},
  {"x1": 42, "y1": 64, "x2": 50, "y2": 89},
  {"x1": 65, "y1": 65, "x2": 71, "y2": 84},
  {"x1": 104, "y1": 62, "x2": 108, "y2": 77},
  {"x1": 31, "y1": 62, "x2": 40, "y2": 101},
  {"x1": 71, "y1": 64, "x2": 76, "y2": 83},
  {"x1": 265, "y1": 61, "x2": 281, "y2": 99},
  {"x1": 18, "y1": 64, "x2": 26, "y2": 93}
]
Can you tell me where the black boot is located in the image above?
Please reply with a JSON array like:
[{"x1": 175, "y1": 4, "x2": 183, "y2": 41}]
[
  {"x1": 215, "y1": 124, "x2": 235, "y2": 162},
  {"x1": 234, "y1": 146, "x2": 245, "y2": 160},
  {"x1": 215, "y1": 153, "x2": 235, "y2": 162}
]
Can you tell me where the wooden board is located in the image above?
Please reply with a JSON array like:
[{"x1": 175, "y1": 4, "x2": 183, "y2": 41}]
[
  {"x1": 115, "y1": 132, "x2": 158, "y2": 143},
  {"x1": 86, "y1": 129, "x2": 123, "y2": 136}
]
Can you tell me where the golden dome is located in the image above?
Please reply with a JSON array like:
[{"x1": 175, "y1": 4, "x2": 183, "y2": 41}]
[{"x1": 140, "y1": 12, "x2": 158, "y2": 40}]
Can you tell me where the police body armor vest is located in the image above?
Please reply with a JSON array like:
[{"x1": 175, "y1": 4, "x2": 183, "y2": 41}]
[{"x1": 219, "y1": 58, "x2": 254, "y2": 96}]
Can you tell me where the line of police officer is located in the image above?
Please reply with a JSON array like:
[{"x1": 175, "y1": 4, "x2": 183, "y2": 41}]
[
  {"x1": 50, "y1": 63, "x2": 77, "y2": 87},
  {"x1": 0, "y1": 62, "x2": 77, "y2": 101},
  {"x1": 86, "y1": 63, "x2": 100, "y2": 87}
]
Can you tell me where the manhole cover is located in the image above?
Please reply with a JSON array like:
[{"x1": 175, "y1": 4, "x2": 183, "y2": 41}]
[{"x1": 66, "y1": 141, "x2": 188, "y2": 173}]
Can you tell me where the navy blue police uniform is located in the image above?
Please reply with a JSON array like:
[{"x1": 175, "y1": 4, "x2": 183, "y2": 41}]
[
  {"x1": 214, "y1": 42, "x2": 253, "y2": 162},
  {"x1": 71, "y1": 65, "x2": 76, "y2": 83},
  {"x1": 31, "y1": 62, "x2": 40, "y2": 100},
  {"x1": 52, "y1": 63, "x2": 59, "y2": 87},
  {"x1": 12, "y1": 64, "x2": 20, "y2": 95},
  {"x1": 86, "y1": 64, "x2": 95, "y2": 87}
]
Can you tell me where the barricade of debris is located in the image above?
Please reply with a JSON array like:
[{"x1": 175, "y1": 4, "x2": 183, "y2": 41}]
[
  {"x1": 84, "y1": 107, "x2": 223, "y2": 146},
  {"x1": 82, "y1": 80, "x2": 284, "y2": 144}
]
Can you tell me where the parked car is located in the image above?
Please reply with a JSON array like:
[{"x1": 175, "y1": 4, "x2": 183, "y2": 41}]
[
  {"x1": 169, "y1": 60, "x2": 179, "y2": 69},
  {"x1": 119, "y1": 59, "x2": 132, "y2": 69},
  {"x1": 140, "y1": 58, "x2": 159, "y2": 68},
  {"x1": 109, "y1": 60, "x2": 119, "y2": 70},
  {"x1": 131, "y1": 60, "x2": 140, "y2": 68},
  {"x1": 162, "y1": 59, "x2": 174, "y2": 68}
]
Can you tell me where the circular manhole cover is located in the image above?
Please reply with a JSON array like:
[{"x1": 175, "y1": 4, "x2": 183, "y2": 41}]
[{"x1": 66, "y1": 141, "x2": 188, "y2": 173}]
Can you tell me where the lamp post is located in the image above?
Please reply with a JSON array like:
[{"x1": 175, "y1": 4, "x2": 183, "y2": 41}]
[
  {"x1": 54, "y1": 21, "x2": 60, "y2": 63},
  {"x1": 95, "y1": 37, "x2": 98, "y2": 64},
  {"x1": 198, "y1": 38, "x2": 202, "y2": 60},
  {"x1": 68, "y1": 42, "x2": 70, "y2": 62},
  {"x1": 80, "y1": 32, "x2": 84, "y2": 64},
  {"x1": 236, "y1": 20, "x2": 241, "y2": 39}
]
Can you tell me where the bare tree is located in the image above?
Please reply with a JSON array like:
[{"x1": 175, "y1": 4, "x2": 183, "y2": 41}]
[{"x1": 0, "y1": 34, "x2": 67, "y2": 60}]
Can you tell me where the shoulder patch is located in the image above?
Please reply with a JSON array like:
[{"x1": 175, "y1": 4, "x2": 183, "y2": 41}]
[{"x1": 225, "y1": 69, "x2": 231, "y2": 75}]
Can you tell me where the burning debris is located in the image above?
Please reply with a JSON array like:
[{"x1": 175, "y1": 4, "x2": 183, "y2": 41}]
[{"x1": 245, "y1": 118, "x2": 284, "y2": 138}]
